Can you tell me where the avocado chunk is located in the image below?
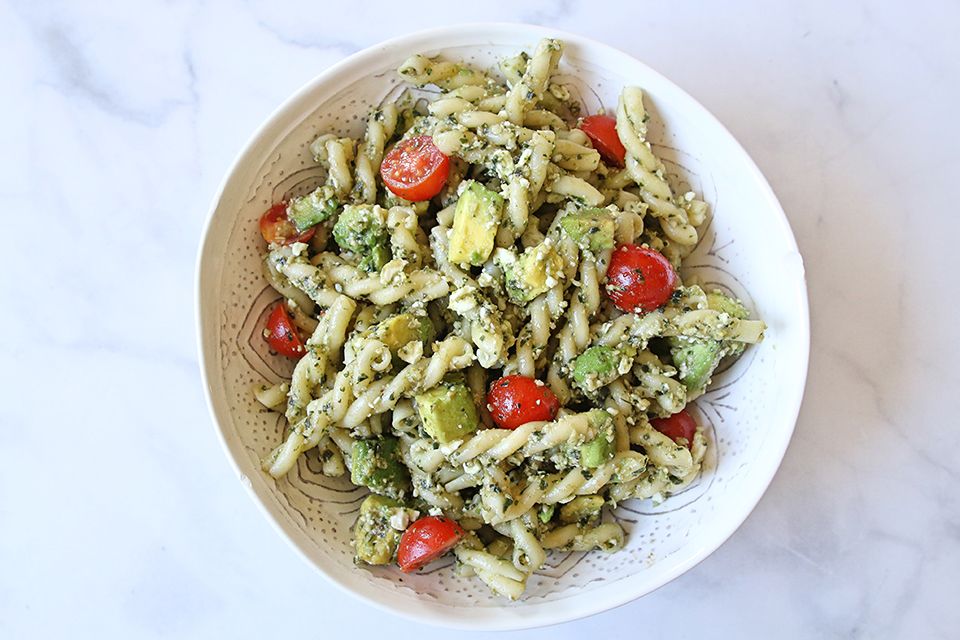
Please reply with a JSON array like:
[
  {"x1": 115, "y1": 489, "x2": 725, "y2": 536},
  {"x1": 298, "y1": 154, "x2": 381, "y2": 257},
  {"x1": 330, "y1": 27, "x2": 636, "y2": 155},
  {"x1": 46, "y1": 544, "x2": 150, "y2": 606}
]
[
  {"x1": 416, "y1": 314, "x2": 436, "y2": 343},
  {"x1": 667, "y1": 291, "x2": 750, "y2": 390},
  {"x1": 415, "y1": 376, "x2": 480, "y2": 444},
  {"x1": 499, "y1": 243, "x2": 564, "y2": 304},
  {"x1": 351, "y1": 436, "x2": 411, "y2": 500},
  {"x1": 333, "y1": 205, "x2": 391, "y2": 272},
  {"x1": 580, "y1": 431, "x2": 614, "y2": 468},
  {"x1": 559, "y1": 495, "x2": 605, "y2": 524},
  {"x1": 449, "y1": 181, "x2": 503, "y2": 266},
  {"x1": 572, "y1": 346, "x2": 622, "y2": 393},
  {"x1": 353, "y1": 494, "x2": 407, "y2": 565},
  {"x1": 706, "y1": 291, "x2": 749, "y2": 319},
  {"x1": 559, "y1": 208, "x2": 616, "y2": 252},
  {"x1": 373, "y1": 313, "x2": 424, "y2": 354},
  {"x1": 538, "y1": 504, "x2": 556, "y2": 524},
  {"x1": 579, "y1": 409, "x2": 615, "y2": 468},
  {"x1": 670, "y1": 337, "x2": 723, "y2": 394},
  {"x1": 288, "y1": 185, "x2": 339, "y2": 232}
]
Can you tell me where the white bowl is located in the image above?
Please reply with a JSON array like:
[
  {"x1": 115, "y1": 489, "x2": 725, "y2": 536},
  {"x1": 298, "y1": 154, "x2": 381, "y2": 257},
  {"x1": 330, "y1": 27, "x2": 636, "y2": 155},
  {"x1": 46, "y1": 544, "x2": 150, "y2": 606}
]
[{"x1": 196, "y1": 23, "x2": 809, "y2": 630}]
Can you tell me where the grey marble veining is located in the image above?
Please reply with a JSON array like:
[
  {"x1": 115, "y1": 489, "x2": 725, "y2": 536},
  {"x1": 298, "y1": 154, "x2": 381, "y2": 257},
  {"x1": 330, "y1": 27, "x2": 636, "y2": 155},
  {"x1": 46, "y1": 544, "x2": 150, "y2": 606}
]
[{"x1": 0, "y1": 1, "x2": 957, "y2": 638}]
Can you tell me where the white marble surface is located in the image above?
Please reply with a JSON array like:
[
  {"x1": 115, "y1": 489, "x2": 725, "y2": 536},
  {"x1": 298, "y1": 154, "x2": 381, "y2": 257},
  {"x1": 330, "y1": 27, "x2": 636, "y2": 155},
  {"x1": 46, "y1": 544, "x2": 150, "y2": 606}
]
[{"x1": 1, "y1": 1, "x2": 958, "y2": 638}]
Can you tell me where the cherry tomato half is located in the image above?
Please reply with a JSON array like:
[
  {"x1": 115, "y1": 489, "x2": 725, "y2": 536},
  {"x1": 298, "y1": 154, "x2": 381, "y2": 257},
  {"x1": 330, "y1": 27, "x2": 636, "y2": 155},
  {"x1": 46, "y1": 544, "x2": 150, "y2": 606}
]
[
  {"x1": 486, "y1": 375, "x2": 561, "y2": 430},
  {"x1": 264, "y1": 302, "x2": 306, "y2": 358},
  {"x1": 650, "y1": 408, "x2": 698, "y2": 448},
  {"x1": 605, "y1": 243, "x2": 678, "y2": 313},
  {"x1": 580, "y1": 114, "x2": 626, "y2": 167},
  {"x1": 259, "y1": 202, "x2": 316, "y2": 246},
  {"x1": 397, "y1": 516, "x2": 465, "y2": 573},
  {"x1": 380, "y1": 135, "x2": 450, "y2": 201}
]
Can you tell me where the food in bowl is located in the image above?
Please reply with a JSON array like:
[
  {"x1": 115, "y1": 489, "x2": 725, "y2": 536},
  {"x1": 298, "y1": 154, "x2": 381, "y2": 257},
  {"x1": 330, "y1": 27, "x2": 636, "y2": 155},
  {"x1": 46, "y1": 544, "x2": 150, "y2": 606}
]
[{"x1": 250, "y1": 38, "x2": 765, "y2": 600}]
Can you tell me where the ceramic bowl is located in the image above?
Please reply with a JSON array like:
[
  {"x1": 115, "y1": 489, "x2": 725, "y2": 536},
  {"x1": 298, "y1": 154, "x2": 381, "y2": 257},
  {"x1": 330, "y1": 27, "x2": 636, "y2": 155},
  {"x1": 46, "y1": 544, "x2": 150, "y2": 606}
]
[{"x1": 196, "y1": 23, "x2": 809, "y2": 630}]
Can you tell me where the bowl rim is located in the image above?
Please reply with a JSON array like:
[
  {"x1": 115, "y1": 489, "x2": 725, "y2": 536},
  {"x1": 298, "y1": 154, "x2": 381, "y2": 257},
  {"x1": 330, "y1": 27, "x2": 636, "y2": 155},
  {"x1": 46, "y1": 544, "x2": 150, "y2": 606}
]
[{"x1": 195, "y1": 21, "x2": 810, "y2": 630}]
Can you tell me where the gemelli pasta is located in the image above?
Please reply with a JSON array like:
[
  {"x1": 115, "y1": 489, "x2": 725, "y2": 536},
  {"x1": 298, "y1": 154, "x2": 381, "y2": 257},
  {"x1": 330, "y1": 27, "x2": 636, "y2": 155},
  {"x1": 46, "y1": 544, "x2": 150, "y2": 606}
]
[{"x1": 252, "y1": 38, "x2": 765, "y2": 599}]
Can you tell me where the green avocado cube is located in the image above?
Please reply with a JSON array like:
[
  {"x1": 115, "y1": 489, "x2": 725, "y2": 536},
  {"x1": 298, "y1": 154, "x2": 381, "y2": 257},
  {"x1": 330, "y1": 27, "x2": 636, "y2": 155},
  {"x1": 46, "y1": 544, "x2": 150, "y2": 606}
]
[
  {"x1": 353, "y1": 494, "x2": 405, "y2": 565},
  {"x1": 538, "y1": 504, "x2": 556, "y2": 523},
  {"x1": 417, "y1": 315, "x2": 436, "y2": 343},
  {"x1": 333, "y1": 205, "x2": 391, "y2": 272},
  {"x1": 706, "y1": 291, "x2": 749, "y2": 319},
  {"x1": 559, "y1": 208, "x2": 616, "y2": 252},
  {"x1": 351, "y1": 436, "x2": 410, "y2": 500},
  {"x1": 579, "y1": 409, "x2": 614, "y2": 468},
  {"x1": 500, "y1": 243, "x2": 564, "y2": 304},
  {"x1": 572, "y1": 346, "x2": 621, "y2": 392},
  {"x1": 559, "y1": 495, "x2": 605, "y2": 524},
  {"x1": 670, "y1": 337, "x2": 723, "y2": 394},
  {"x1": 373, "y1": 313, "x2": 424, "y2": 354},
  {"x1": 288, "y1": 185, "x2": 339, "y2": 232},
  {"x1": 449, "y1": 181, "x2": 503, "y2": 266},
  {"x1": 580, "y1": 433, "x2": 614, "y2": 468},
  {"x1": 415, "y1": 377, "x2": 480, "y2": 444}
]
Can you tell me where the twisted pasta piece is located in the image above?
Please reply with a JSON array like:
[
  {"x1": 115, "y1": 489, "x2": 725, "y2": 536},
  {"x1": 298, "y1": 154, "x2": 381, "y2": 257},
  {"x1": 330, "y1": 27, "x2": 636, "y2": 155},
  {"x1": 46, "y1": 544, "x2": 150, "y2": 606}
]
[
  {"x1": 430, "y1": 227, "x2": 511, "y2": 367},
  {"x1": 665, "y1": 309, "x2": 766, "y2": 343},
  {"x1": 313, "y1": 434, "x2": 347, "y2": 477},
  {"x1": 479, "y1": 450, "x2": 647, "y2": 525},
  {"x1": 504, "y1": 38, "x2": 563, "y2": 125},
  {"x1": 353, "y1": 105, "x2": 398, "y2": 204},
  {"x1": 612, "y1": 200, "x2": 646, "y2": 243},
  {"x1": 616, "y1": 87, "x2": 699, "y2": 247},
  {"x1": 304, "y1": 293, "x2": 357, "y2": 359},
  {"x1": 398, "y1": 435, "x2": 465, "y2": 512},
  {"x1": 595, "y1": 309, "x2": 667, "y2": 348},
  {"x1": 253, "y1": 381, "x2": 288, "y2": 411},
  {"x1": 285, "y1": 294, "x2": 356, "y2": 423},
  {"x1": 397, "y1": 54, "x2": 488, "y2": 89},
  {"x1": 312, "y1": 252, "x2": 449, "y2": 306},
  {"x1": 466, "y1": 365, "x2": 495, "y2": 429},
  {"x1": 269, "y1": 246, "x2": 343, "y2": 308},
  {"x1": 610, "y1": 427, "x2": 707, "y2": 502},
  {"x1": 264, "y1": 369, "x2": 350, "y2": 477},
  {"x1": 262, "y1": 253, "x2": 315, "y2": 314},
  {"x1": 491, "y1": 515, "x2": 547, "y2": 572},
  {"x1": 454, "y1": 534, "x2": 527, "y2": 600},
  {"x1": 505, "y1": 285, "x2": 563, "y2": 377},
  {"x1": 385, "y1": 206, "x2": 424, "y2": 268},
  {"x1": 545, "y1": 172, "x2": 606, "y2": 207},
  {"x1": 312, "y1": 136, "x2": 355, "y2": 200},
  {"x1": 553, "y1": 136, "x2": 601, "y2": 172},
  {"x1": 390, "y1": 399, "x2": 421, "y2": 435},
  {"x1": 633, "y1": 351, "x2": 687, "y2": 416},
  {"x1": 540, "y1": 522, "x2": 624, "y2": 552},
  {"x1": 327, "y1": 426, "x2": 356, "y2": 473},
  {"x1": 499, "y1": 51, "x2": 528, "y2": 88},
  {"x1": 438, "y1": 157, "x2": 468, "y2": 207},
  {"x1": 444, "y1": 411, "x2": 601, "y2": 469},
  {"x1": 547, "y1": 245, "x2": 612, "y2": 401}
]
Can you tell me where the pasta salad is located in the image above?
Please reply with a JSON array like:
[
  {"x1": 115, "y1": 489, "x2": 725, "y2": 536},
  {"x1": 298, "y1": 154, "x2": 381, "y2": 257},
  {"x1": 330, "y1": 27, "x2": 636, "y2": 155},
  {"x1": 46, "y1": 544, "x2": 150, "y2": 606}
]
[{"x1": 252, "y1": 38, "x2": 765, "y2": 600}]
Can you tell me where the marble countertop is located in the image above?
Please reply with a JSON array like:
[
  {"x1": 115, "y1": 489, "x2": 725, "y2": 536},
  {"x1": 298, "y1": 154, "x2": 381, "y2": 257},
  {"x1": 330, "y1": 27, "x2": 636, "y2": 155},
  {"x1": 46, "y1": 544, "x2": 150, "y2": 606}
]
[{"x1": 2, "y1": 1, "x2": 958, "y2": 638}]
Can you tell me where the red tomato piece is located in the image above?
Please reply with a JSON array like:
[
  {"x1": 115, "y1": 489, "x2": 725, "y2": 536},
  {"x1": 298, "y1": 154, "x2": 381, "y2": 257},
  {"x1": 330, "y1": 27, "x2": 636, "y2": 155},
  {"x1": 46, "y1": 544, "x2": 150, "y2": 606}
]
[
  {"x1": 486, "y1": 375, "x2": 561, "y2": 430},
  {"x1": 259, "y1": 202, "x2": 316, "y2": 246},
  {"x1": 580, "y1": 114, "x2": 626, "y2": 167},
  {"x1": 605, "y1": 243, "x2": 677, "y2": 313},
  {"x1": 264, "y1": 302, "x2": 306, "y2": 358},
  {"x1": 379, "y1": 136, "x2": 450, "y2": 201},
  {"x1": 397, "y1": 516, "x2": 465, "y2": 573},
  {"x1": 651, "y1": 408, "x2": 698, "y2": 448}
]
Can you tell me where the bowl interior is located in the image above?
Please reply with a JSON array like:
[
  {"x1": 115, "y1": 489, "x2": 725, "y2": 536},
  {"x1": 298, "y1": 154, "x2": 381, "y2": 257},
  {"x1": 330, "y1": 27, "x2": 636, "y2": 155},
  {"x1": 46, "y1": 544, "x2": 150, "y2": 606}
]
[{"x1": 197, "y1": 24, "x2": 808, "y2": 629}]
